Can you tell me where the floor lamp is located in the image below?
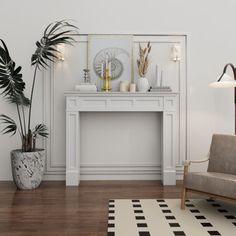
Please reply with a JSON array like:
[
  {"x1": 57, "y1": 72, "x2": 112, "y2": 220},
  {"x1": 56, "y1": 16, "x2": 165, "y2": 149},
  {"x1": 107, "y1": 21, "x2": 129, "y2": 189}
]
[{"x1": 209, "y1": 63, "x2": 236, "y2": 133}]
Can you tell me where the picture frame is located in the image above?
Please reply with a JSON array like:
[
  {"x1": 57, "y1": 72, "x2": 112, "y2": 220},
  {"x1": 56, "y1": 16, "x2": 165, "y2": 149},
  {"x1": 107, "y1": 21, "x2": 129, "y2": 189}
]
[{"x1": 88, "y1": 34, "x2": 133, "y2": 91}]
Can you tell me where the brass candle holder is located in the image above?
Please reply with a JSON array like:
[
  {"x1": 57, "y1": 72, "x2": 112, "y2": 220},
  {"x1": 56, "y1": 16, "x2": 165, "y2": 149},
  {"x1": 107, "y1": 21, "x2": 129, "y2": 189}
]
[{"x1": 101, "y1": 68, "x2": 111, "y2": 92}]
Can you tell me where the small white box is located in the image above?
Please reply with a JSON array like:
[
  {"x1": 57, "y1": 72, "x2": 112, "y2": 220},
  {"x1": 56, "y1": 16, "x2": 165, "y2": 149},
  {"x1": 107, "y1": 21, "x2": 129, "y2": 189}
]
[{"x1": 75, "y1": 83, "x2": 97, "y2": 92}]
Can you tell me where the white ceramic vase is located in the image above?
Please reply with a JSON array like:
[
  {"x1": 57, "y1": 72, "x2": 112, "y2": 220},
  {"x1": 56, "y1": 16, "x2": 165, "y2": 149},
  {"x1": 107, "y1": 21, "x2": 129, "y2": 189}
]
[
  {"x1": 11, "y1": 149, "x2": 45, "y2": 190},
  {"x1": 137, "y1": 77, "x2": 149, "y2": 92}
]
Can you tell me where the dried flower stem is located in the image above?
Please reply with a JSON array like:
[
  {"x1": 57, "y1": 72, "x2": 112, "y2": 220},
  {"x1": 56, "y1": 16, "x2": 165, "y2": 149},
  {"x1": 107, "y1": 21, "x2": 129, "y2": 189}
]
[{"x1": 137, "y1": 42, "x2": 151, "y2": 77}]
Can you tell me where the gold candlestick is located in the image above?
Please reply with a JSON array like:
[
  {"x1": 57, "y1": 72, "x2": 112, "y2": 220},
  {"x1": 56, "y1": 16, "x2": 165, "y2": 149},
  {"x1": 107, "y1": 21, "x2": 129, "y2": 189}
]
[{"x1": 101, "y1": 68, "x2": 111, "y2": 92}]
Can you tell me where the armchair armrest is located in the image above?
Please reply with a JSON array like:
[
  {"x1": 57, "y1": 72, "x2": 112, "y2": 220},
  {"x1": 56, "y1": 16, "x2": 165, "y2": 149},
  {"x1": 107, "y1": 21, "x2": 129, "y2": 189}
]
[
  {"x1": 181, "y1": 153, "x2": 210, "y2": 209},
  {"x1": 183, "y1": 152, "x2": 210, "y2": 176},
  {"x1": 183, "y1": 158, "x2": 209, "y2": 167}
]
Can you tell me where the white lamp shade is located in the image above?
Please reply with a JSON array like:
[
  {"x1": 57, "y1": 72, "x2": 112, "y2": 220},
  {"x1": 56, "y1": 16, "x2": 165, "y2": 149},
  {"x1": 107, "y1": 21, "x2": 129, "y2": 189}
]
[
  {"x1": 209, "y1": 73, "x2": 236, "y2": 88},
  {"x1": 171, "y1": 44, "x2": 181, "y2": 61}
]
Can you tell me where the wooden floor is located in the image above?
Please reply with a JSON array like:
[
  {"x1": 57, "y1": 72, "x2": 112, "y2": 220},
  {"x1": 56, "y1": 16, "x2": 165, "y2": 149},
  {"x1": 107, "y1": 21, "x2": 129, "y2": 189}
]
[{"x1": 0, "y1": 181, "x2": 183, "y2": 236}]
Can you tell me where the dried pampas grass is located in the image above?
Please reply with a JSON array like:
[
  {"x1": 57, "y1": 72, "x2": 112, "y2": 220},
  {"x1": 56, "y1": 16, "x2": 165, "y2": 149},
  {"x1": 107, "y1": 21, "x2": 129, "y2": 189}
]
[{"x1": 137, "y1": 42, "x2": 151, "y2": 77}]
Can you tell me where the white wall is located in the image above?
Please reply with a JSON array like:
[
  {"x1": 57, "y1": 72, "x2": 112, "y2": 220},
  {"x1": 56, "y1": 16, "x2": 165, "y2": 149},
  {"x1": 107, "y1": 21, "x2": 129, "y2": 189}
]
[{"x1": 0, "y1": 0, "x2": 235, "y2": 180}]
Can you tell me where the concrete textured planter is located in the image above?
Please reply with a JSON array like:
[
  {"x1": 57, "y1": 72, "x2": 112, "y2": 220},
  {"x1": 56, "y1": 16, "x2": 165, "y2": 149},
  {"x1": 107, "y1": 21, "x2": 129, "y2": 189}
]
[{"x1": 11, "y1": 149, "x2": 45, "y2": 190}]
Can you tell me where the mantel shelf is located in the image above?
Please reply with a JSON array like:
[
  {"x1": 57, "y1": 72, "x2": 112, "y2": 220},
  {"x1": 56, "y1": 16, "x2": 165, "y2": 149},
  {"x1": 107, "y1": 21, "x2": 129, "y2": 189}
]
[{"x1": 65, "y1": 91, "x2": 179, "y2": 97}]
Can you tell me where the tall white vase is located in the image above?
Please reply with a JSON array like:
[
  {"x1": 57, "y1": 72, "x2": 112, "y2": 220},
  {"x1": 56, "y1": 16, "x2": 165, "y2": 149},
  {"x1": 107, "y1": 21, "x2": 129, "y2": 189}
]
[{"x1": 137, "y1": 77, "x2": 149, "y2": 92}]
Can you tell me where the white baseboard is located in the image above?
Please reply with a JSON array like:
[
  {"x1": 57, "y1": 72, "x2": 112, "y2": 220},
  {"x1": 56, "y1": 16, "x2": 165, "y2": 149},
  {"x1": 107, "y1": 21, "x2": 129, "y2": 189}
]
[
  {"x1": 43, "y1": 164, "x2": 184, "y2": 181},
  {"x1": 43, "y1": 174, "x2": 65, "y2": 181}
]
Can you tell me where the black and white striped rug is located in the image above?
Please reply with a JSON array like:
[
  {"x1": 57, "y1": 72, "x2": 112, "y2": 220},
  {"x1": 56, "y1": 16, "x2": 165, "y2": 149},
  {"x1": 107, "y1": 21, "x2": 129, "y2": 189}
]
[{"x1": 107, "y1": 199, "x2": 236, "y2": 236}]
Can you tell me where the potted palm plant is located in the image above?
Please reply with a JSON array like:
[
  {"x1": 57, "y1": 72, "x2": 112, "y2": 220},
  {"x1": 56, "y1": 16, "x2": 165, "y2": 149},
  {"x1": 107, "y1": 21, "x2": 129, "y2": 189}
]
[{"x1": 0, "y1": 20, "x2": 78, "y2": 189}]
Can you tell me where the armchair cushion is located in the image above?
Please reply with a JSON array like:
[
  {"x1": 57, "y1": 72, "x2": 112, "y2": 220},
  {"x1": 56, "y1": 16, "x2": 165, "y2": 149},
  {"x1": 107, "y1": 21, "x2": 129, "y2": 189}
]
[
  {"x1": 185, "y1": 172, "x2": 236, "y2": 199},
  {"x1": 208, "y1": 134, "x2": 236, "y2": 175}
]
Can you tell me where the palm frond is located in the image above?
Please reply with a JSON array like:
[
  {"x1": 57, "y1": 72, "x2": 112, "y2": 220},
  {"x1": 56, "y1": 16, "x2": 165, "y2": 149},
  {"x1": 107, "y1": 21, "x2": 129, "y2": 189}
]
[
  {"x1": 0, "y1": 39, "x2": 25, "y2": 97},
  {"x1": 6, "y1": 93, "x2": 30, "y2": 106},
  {"x1": 33, "y1": 124, "x2": 49, "y2": 138},
  {"x1": 0, "y1": 114, "x2": 17, "y2": 136},
  {"x1": 31, "y1": 20, "x2": 79, "y2": 68}
]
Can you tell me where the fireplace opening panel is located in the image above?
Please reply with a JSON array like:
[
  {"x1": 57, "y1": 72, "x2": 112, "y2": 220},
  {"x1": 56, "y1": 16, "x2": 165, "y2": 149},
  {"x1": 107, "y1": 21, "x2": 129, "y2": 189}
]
[{"x1": 80, "y1": 112, "x2": 162, "y2": 180}]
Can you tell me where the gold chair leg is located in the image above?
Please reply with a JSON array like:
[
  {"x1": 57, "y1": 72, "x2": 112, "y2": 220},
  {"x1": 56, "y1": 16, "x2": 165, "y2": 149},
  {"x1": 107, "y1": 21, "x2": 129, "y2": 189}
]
[{"x1": 181, "y1": 187, "x2": 186, "y2": 210}]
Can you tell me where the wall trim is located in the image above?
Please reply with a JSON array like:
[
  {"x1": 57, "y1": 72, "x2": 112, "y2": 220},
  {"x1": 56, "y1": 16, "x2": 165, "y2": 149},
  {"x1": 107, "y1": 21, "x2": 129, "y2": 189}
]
[
  {"x1": 43, "y1": 34, "x2": 187, "y2": 180},
  {"x1": 44, "y1": 164, "x2": 184, "y2": 180}
]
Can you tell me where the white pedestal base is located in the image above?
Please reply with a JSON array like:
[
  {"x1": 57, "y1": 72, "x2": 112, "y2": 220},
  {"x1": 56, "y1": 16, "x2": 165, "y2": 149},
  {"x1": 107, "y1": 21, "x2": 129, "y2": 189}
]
[
  {"x1": 66, "y1": 170, "x2": 80, "y2": 186},
  {"x1": 162, "y1": 170, "x2": 177, "y2": 185}
]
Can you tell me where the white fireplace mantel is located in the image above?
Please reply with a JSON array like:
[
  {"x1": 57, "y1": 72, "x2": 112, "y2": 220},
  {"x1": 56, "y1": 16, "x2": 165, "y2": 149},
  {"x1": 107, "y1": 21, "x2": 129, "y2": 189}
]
[{"x1": 65, "y1": 92, "x2": 178, "y2": 186}]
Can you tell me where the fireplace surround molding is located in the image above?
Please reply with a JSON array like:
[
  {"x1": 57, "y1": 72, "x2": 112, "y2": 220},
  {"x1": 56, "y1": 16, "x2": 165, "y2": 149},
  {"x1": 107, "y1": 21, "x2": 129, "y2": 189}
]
[{"x1": 65, "y1": 92, "x2": 178, "y2": 186}]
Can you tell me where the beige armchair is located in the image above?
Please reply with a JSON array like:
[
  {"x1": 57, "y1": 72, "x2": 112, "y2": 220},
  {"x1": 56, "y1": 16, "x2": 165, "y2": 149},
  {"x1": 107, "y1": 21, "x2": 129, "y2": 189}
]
[{"x1": 181, "y1": 134, "x2": 236, "y2": 209}]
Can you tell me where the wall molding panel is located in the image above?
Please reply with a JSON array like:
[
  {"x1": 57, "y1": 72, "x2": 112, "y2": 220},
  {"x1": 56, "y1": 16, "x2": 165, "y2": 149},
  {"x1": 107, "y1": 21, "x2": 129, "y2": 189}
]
[{"x1": 43, "y1": 34, "x2": 187, "y2": 181}]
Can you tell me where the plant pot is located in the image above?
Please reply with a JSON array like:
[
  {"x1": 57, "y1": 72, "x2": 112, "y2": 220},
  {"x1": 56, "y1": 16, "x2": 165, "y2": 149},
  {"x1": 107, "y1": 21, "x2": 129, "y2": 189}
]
[
  {"x1": 137, "y1": 77, "x2": 150, "y2": 92},
  {"x1": 11, "y1": 149, "x2": 45, "y2": 190}
]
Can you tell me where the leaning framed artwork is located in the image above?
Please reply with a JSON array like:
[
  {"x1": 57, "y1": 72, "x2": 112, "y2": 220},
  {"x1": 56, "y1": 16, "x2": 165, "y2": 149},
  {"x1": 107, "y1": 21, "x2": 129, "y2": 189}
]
[{"x1": 88, "y1": 34, "x2": 133, "y2": 91}]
